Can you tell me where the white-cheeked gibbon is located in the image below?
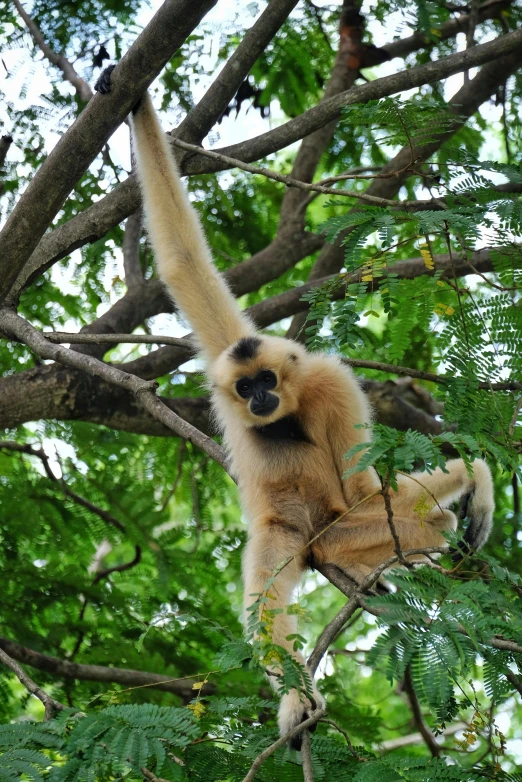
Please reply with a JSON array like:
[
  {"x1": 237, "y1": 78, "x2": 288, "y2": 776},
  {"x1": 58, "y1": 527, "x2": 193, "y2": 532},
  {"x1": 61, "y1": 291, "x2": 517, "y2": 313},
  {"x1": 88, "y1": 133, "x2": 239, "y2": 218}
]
[{"x1": 95, "y1": 70, "x2": 495, "y2": 743}]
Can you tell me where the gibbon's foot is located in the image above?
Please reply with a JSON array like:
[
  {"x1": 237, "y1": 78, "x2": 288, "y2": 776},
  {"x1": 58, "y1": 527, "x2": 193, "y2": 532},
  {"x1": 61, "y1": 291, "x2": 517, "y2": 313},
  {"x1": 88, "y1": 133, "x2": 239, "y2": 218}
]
[
  {"x1": 94, "y1": 64, "x2": 115, "y2": 95},
  {"x1": 278, "y1": 688, "x2": 325, "y2": 751}
]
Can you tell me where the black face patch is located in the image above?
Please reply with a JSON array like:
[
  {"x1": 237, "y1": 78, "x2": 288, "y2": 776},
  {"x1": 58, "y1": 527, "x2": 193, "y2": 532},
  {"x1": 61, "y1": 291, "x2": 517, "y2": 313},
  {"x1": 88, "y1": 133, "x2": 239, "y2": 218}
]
[
  {"x1": 230, "y1": 336, "x2": 261, "y2": 363},
  {"x1": 254, "y1": 415, "x2": 312, "y2": 444}
]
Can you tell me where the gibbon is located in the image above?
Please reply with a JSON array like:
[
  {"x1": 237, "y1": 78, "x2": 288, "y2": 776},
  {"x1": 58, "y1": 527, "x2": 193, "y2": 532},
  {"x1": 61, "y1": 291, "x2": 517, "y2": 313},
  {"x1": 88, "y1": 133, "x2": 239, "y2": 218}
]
[{"x1": 95, "y1": 70, "x2": 495, "y2": 743}]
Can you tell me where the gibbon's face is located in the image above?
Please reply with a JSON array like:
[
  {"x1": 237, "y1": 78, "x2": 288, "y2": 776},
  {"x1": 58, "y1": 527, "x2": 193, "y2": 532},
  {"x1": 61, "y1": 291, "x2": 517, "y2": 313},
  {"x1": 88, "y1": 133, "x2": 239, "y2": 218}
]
[{"x1": 212, "y1": 336, "x2": 306, "y2": 426}]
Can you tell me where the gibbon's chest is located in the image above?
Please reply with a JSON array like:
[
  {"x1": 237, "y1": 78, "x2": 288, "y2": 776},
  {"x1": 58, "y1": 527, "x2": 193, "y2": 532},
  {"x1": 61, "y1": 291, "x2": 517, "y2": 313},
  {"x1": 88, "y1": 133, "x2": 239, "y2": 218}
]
[{"x1": 253, "y1": 414, "x2": 312, "y2": 445}]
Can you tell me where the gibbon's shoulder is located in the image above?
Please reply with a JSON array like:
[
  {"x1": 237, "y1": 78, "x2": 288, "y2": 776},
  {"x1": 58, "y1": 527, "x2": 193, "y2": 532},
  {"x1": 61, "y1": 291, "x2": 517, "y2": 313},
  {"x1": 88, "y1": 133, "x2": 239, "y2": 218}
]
[
  {"x1": 302, "y1": 351, "x2": 357, "y2": 386},
  {"x1": 299, "y1": 351, "x2": 368, "y2": 414}
]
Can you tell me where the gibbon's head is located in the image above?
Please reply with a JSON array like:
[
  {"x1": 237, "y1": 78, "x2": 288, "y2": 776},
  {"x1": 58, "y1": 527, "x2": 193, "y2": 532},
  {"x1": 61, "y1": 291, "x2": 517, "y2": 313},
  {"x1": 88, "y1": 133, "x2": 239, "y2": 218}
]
[{"x1": 211, "y1": 335, "x2": 307, "y2": 426}]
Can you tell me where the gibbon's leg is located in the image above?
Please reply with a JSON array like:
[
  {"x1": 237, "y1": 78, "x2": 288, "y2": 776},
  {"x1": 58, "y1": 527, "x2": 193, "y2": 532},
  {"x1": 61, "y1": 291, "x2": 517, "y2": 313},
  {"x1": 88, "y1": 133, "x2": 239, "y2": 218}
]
[
  {"x1": 311, "y1": 510, "x2": 458, "y2": 577},
  {"x1": 243, "y1": 523, "x2": 324, "y2": 746},
  {"x1": 391, "y1": 458, "x2": 494, "y2": 551}
]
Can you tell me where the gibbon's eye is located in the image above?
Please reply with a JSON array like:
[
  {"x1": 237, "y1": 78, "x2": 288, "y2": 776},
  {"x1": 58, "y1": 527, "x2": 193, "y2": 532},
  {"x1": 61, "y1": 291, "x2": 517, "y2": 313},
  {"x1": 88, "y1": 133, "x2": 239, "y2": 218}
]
[
  {"x1": 236, "y1": 378, "x2": 253, "y2": 398},
  {"x1": 258, "y1": 370, "x2": 277, "y2": 389}
]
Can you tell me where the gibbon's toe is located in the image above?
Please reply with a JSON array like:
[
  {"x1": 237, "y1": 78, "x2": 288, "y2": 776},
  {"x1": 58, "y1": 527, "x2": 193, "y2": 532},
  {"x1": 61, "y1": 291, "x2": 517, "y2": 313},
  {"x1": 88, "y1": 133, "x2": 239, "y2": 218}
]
[
  {"x1": 94, "y1": 64, "x2": 115, "y2": 95},
  {"x1": 278, "y1": 688, "x2": 324, "y2": 750}
]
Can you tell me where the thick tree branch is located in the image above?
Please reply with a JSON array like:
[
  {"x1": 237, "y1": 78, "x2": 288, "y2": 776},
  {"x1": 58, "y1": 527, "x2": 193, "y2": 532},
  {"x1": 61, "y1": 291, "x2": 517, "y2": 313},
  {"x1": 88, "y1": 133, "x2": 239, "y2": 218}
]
[
  {"x1": 122, "y1": 210, "x2": 144, "y2": 289},
  {"x1": 181, "y1": 28, "x2": 522, "y2": 177},
  {"x1": 383, "y1": 0, "x2": 512, "y2": 61},
  {"x1": 249, "y1": 247, "x2": 500, "y2": 329},
  {"x1": 7, "y1": 0, "x2": 303, "y2": 303},
  {"x1": 0, "y1": 309, "x2": 228, "y2": 470},
  {"x1": 0, "y1": 637, "x2": 214, "y2": 699},
  {"x1": 10, "y1": 23, "x2": 522, "y2": 302},
  {"x1": 0, "y1": 646, "x2": 67, "y2": 720},
  {"x1": 0, "y1": 0, "x2": 218, "y2": 302},
  {"x1": 13, "y1": 0, "x2": 93, "y2": 102}
]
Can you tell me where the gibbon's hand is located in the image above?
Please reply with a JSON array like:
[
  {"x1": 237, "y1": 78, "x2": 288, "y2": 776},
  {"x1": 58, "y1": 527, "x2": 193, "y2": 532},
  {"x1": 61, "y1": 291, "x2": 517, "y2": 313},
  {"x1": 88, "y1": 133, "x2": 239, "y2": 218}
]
[
  {"x1": 93, "y1": 63, "x2": 143, "y2": 114},
  {"x1": 94, "y1": 64, "x2": 115, "y2": 95}
]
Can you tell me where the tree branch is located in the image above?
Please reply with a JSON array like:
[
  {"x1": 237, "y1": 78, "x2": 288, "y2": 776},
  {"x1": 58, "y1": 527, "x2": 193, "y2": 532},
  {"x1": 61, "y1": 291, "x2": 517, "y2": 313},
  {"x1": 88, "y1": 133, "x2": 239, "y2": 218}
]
[
  {"x1": 91, "y1": 545, "x2": 142, "y2": 584},
  {"x1": 301, "y1": 730, "x2": 315, "y2": 781},
  {"x1": 0, "y1": 440, "x2": 127, "y2": 533},
  {"x1": 383, "y1": 0, "x2": 513, "y2": 61},
  {"x1": 13, "y1": 0, "x2": 93, "y2": 102},
  {"x1": 0, "y1": 0, "x2": 218, "y2": 302},
  {"x1": 286, "y1": 40, "x2": 522, "y2": 338},
  {"x1": 170, "y1": 137, "x2": 469, "y2": 209},
  {"x1": 0, "y1": 646, "x2": 67, "y2": 720},
  {"x1": 181, "y1": 27, "x2": 522, "y2": 178},
  {"x1": 241, "y1": 709, "x2": 326, "y2": 782},
  {"x1": 122, "y1": 210, "x2": 144, "y2": 289},
  {"x1": 6, "y1": 0, "x2": 302, "y2": 303},
  {"x1": 402, "y1": 666, "x2": 441, "y2": 757},
  {"x1": 0, "y1": 636, "x2": 214, "y2": 699},
  {"x1": 0, "y1": 308, "x2": 229, "y2": 471},
  {"x1": 9, "y1": 23, "x2": 522, "y2": 302},
  {"x1": 248, "y1": 247, "x2": 502, "y2": 329},
  {"x1": 379, "y1": 722, "x2": 467, "y2": 752},
  {"x1": 175, "y1": 0, "x2": 300, "y2": 144}
]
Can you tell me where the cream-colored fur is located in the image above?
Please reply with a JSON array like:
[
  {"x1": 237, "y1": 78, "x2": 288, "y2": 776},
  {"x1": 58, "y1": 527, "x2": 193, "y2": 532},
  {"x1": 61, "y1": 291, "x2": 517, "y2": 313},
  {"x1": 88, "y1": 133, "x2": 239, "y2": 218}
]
[{"x1": 131, "y1": 95, "x2": 495, "y2": 740}]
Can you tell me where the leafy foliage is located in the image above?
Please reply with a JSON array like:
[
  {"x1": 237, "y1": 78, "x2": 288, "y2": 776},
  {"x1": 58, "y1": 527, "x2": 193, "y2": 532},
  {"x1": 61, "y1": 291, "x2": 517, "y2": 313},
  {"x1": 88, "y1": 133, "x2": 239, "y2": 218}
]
[{"x1": 1, "y1": 0, "x2": 521, "y2": 778}]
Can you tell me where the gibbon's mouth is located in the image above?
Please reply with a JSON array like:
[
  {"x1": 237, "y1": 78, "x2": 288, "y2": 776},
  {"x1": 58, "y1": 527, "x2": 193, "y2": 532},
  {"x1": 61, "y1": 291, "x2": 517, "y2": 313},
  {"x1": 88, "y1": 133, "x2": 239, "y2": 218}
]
[{"x1": 250, "y1": 394, "x2": 280, "y2": 417}]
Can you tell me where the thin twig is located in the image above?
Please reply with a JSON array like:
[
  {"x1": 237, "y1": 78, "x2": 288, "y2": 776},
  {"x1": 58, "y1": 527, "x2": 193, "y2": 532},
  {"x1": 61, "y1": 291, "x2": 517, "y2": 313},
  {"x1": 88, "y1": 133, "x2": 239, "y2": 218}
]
[
  {"x1": 39, "y1": 331, "x2": 192, "y2": 348},
  {"x1": 381, "y1": 473, "x2": 409, "y2": 567},
  {"x1": 92, "y1": 545, "x2": 142, "y2": 584},
  {"x1": 13, "y1": 0, "x2": 93, "y2": 102},
  {"x1": 0, "y1": 440, "x2": 127, "y2": 533},
  {"x1": 320, "y1": 719, "x2": 366, "y2": 761},
  {"x1": 0, "y1": 647, "x2": 67, "y2": 720},
  {"x1": 241, "y1": 709, "x2": 326, "y2": 782},
  {"x1": 170, "y1": 137, "x2": 446, "y2": 210},
  {"x1": 141, "y1": 769, "x2": 171, "y2": 782}
]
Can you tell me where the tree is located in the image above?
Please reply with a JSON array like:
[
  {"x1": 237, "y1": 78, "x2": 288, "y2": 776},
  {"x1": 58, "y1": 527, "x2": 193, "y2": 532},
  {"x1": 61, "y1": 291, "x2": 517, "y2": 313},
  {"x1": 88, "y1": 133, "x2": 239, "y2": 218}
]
[{"x1": 0, "y1": 0, "x2": 521, "y2": 778}]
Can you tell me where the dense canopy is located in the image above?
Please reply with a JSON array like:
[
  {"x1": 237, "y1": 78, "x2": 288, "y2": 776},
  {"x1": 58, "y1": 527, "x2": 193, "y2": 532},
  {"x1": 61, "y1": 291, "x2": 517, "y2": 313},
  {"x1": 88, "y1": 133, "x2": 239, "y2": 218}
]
[{"x1": 0, "y1": 0, "x2": 521, "y2": 779}]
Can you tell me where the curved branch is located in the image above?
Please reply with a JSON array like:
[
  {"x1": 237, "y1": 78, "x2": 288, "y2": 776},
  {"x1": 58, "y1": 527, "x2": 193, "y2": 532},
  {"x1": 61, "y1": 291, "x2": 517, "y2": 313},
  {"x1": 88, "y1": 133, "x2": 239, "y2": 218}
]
[
  {"x1": 0, "y1": 308, "x2": 228, "y2": 471},
  {"x1": 0, "y1": 636, "x2": 214, "y2": 699},
  {"x1": 13, "y1": 0, "x2": 93, "y2": 102},
  {"x1": 0, "y1": 0, "x2": 218, "y2": 301},
  {"x1": 0, "y1": 646, "x2": 67, "y2": 720},
  {"x1": 10, "y1": 24, "x2": 522, "y2": 301}
]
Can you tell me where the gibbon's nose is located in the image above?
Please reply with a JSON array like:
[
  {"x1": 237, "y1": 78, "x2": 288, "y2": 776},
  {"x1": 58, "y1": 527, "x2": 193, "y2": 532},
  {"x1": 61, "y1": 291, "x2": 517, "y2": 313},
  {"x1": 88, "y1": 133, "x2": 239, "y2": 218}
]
[{"x1": 250, "y1": 392, "x2": 279, "y2": 417}]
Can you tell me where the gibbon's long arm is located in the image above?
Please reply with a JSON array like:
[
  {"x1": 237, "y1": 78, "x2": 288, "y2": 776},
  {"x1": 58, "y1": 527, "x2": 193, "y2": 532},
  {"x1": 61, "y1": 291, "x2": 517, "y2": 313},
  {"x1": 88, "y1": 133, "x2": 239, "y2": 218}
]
[{"x1": 131, "y1": 94, "x2": 255, "y2": 361}]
